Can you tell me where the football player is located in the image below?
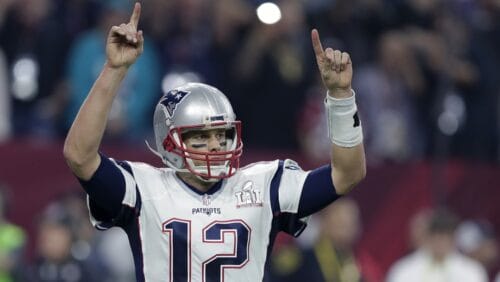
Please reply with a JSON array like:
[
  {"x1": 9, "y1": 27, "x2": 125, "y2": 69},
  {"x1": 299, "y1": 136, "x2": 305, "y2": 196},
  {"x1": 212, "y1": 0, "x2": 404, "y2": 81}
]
[{"x1": 63, "y1": 2, "x2": 366, "y2": 281}]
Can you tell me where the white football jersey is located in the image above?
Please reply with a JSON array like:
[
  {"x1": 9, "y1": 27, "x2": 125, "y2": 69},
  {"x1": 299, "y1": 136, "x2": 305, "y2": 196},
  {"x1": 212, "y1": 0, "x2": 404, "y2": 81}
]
[{"x1": 89, "y1": 159, "x2": 310, "y2": 282}]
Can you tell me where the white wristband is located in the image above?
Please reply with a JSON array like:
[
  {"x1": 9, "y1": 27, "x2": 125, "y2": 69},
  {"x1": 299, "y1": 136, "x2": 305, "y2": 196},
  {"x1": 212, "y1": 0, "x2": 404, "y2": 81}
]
[{"x1": 324, "y1": 90, "x2": 363, "y2": 147}]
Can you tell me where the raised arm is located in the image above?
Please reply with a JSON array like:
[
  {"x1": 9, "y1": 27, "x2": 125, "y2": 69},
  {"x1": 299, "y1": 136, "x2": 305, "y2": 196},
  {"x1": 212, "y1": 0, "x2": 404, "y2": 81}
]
[
  {"x1": 63, "y1": 3, "x2": 144, "y2": 180},
  {"x1": 311, "y1": 29, "x2": 366, "y2": 194}
]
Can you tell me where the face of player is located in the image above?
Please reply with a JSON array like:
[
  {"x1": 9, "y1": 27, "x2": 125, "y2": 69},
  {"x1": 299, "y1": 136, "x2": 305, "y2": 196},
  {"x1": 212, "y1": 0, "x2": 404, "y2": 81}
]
[{"x1": 182, "y1": 128, "x2": 228, "y2": 166}]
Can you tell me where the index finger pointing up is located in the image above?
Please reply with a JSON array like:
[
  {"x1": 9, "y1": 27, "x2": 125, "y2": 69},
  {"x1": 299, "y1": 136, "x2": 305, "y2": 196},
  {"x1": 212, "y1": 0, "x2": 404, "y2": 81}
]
[
  {"x1": 130, "y1": 2, "x2": 141, "y2": 28},
  {"x1": 311, "y1": 29, "x2": 325, "y2": 57}
]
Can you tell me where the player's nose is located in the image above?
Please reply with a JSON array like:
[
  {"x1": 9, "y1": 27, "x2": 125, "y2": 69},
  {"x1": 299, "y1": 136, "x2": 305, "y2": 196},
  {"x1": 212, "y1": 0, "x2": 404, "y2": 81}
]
[{"x1": 207, "y1": 134, "x2": 222, "y2": 152}]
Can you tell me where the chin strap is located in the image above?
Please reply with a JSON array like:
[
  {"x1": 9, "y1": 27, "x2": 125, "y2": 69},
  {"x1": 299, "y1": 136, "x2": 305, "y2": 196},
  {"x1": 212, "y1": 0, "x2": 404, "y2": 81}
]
[{"x1": 145, "y1": 140, "x2": 165, "y2": 161}]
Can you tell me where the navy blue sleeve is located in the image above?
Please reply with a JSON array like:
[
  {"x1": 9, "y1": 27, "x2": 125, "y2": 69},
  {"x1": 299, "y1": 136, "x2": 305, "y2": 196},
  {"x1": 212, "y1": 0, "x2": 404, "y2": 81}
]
[
  {"x1": 297, "y1": 164, "x2": 341, "y2": 217},
  {"x1": 78, "y1": 153, "x2": 127, "y2": 220}
]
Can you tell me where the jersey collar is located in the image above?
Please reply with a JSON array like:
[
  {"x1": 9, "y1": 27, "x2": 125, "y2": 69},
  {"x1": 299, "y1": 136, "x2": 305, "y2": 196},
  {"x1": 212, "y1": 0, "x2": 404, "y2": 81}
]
[{"x1": 176, "y1": 175, "x2": 224, "y2": 196}]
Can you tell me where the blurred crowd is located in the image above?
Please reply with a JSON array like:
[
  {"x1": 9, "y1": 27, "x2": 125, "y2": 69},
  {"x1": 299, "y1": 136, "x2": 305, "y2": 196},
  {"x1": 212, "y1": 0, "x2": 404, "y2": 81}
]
[
  {"x1": 1, "y1": 0, "x2": 500, "y2": 280},
  {"x1": 0, "y1": 0, "x2": 499, "y2": 164},
  {"x1": 0, "y1": 183, "x2": 135, "y2": 282},
  {"x1": 267, "y1": 199, "x2": 500, "y2": 282}
]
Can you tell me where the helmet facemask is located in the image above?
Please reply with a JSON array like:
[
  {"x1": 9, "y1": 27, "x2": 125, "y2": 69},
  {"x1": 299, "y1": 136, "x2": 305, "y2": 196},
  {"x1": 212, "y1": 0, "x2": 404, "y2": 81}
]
[{"x1": 163, "y1": 121, "x2": 243, "y2": 181}]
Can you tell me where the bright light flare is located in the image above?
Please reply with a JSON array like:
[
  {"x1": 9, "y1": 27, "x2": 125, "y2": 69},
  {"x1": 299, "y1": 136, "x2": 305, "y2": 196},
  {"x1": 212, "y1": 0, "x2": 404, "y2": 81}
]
[{"x1": 256, "y1": 2, "x2": 281, "y2": 25}]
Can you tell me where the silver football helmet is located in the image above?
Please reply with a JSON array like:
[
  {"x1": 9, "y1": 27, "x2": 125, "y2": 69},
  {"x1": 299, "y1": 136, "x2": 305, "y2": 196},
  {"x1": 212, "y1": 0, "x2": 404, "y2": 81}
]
[{"x1": 149, "y1": 82, "x2": 243, "y2": 180}]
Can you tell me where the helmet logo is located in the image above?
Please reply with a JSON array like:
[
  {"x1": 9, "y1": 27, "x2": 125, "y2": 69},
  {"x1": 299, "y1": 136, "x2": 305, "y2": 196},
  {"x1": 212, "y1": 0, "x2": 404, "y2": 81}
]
[{"x1": 160, "y1": 89, "x2": 190, "y2": 117}]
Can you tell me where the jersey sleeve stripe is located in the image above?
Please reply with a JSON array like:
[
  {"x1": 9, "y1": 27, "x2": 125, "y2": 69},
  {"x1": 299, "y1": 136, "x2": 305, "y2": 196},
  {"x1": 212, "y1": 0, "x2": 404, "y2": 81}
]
[
  {"x1": 114, "y1": 160, "x2": 142, "y2": 214},
  {"x1": 270, "y1": 160, "x2": 284, "y2": 214},
  {"x1": 116, "y1": 159, "x2": 134, "y2": 175},
  {"x1": 111, "y1": 159, "x2": 138, "y2": 208}
]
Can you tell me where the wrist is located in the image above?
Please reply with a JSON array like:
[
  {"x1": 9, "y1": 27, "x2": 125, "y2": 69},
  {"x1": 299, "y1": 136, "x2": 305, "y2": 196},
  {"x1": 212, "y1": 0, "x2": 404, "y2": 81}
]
[
  {"x1": 103, "y1": 61, "x2": 129, "y2": 76},
  {"x1": 104, "y1": 61, "x2": 131, "y2": 72},
  {"x1": 327, "y1": 88, "x2": 353, "y2": 99},
  {"x1": 324, "y1": 89, "x2": 363, "y2": 147}
]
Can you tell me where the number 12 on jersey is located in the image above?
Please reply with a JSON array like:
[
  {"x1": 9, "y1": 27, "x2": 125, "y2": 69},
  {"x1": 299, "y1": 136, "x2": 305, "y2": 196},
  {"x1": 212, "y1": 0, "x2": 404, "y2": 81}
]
[{"x1": 163, "y1": 219, "x2": 251, "y2": 281}]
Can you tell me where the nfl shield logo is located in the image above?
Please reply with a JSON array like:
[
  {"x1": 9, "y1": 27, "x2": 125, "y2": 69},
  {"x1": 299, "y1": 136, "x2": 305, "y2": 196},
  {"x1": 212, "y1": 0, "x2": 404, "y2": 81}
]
[{"x1": 202, "y1": 194, "x2": 211, "y2": 206}]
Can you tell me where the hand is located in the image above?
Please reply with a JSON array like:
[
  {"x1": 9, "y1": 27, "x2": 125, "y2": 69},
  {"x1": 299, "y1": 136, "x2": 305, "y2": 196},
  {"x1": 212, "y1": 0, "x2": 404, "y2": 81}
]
[
  {"x1": 311, "y1": 29, "x2": 353, "y2": 98},
  {"x1": 106, "y1": 2, "x2": 144, "y2": 69}
]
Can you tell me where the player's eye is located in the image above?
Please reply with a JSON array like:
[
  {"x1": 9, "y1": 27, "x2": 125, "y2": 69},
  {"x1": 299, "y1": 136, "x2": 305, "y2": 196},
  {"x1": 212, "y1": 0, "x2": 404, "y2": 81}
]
[
  {"x1": 191, "y1": 133, "x2": 208, "y2": 141},
  {"x1": 200, "y1": 133, "x2": 211, "y2": 140},
  {"x1": 216, "y1": 132, "x2": 226, "y2": 140}
]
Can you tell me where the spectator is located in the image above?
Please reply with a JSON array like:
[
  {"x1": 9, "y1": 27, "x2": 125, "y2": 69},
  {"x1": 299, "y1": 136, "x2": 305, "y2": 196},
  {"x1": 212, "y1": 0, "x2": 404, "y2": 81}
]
[
  {"x1": 56, "y1": 192, "x2": 116, "y2": 280},
  {"x1": 386, "y1": 209, "x2": 488, "y2": 282},
  {"x1": 24, "y1": 204, "x2": 101, "y2": 282},
  {"x1": 232, "y1": 0, "x2": 315, "y2": 149},
  {"x1": 0, "y1": 184, "x2": 26, "y2": 282},
  {"x1": 354, "y1": 31, "x2": 425, "y2": 163},
  {"x1": 152, "y1": 0, "x2": 214, "y2": 82},
  {"x1": 64, "y1": 0, "x2": 161, "y2": 142},
  {"x1": 408, "y1": 208, "x2": 433, "y2": 251},
  {"x1": 50, "y1": 191, "x2": 134, "y2": 281},
  {"x1": 456, "y1": 220, "x2": 499, "y2": 280},
  {"x1": 0, "y1": 0, "x2": 71, "y2": 137},
  {"x1": 269, "y1": 198, "x2": 382, "y2": 282}
]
